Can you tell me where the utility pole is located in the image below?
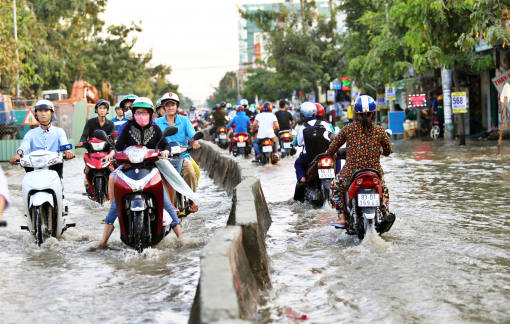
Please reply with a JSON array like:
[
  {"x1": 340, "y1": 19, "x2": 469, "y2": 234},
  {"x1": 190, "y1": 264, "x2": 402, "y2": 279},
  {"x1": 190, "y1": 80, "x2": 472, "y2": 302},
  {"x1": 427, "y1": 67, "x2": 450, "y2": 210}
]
[
  {"x1": 13, "y1": 0, "x2": 19, "y2": 97},
  {"x1": 441, "y1": 66, "x2": 454, "y2": 140}
]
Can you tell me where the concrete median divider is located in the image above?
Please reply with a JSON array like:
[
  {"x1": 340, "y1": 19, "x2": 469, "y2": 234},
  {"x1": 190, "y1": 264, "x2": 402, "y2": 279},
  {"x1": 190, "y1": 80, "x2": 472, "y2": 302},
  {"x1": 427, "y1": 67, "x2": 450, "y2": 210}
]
[{"x1": 188, "y1": 134, "x2": 271, "y2": 324}]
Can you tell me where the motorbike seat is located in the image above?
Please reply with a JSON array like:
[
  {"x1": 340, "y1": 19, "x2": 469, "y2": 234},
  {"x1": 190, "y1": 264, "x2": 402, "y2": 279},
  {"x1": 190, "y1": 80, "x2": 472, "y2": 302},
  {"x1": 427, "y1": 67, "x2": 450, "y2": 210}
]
[{"x1": 349, "y1": 168, "x2": 381, "y2": 185}]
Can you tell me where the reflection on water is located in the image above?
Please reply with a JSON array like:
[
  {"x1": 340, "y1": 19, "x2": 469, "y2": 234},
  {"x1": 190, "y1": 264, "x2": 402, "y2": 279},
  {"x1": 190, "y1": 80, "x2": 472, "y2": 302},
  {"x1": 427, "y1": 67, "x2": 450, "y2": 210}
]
[
  {"x1": 0, "y1": 156, "x2": 230, "y2": 323},
  {"x1": 254, "y1": 139, "x2": 510, "y2": 323}
]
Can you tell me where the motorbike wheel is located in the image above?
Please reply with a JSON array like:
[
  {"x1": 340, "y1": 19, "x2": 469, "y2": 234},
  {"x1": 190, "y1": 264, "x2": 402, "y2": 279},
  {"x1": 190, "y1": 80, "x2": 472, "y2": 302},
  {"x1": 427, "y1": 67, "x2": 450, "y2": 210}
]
[
  {"x1": 260, "y1": 153, "x2": 267, "y2": 165},
  {"x1": 357, "y1": 215, "x2": 366, "y2": 241},
  {"x1": 95, "y1": 177, "x2": 103, "y2": 205},
  {"x1": 34, "y1": 206, "x2": 44, "y2": 246},
  {"x1": 430, "y1": 126, "x2": 440, "y2": 139},
  {"x1": 133, "y1": 211, "x2": 145, "y2": 253}
]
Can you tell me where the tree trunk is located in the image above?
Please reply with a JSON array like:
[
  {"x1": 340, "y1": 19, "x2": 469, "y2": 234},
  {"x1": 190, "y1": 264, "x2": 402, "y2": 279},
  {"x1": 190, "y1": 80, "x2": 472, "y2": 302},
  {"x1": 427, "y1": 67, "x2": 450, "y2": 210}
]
[{"x1": 452, "y1": 69, "x2": 466, "y2": 145}]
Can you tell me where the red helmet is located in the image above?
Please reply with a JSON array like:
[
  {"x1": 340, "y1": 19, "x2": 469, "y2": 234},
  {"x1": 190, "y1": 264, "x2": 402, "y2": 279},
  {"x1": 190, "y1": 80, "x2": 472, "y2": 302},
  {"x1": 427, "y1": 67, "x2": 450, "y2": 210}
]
[
  {"x1": 177, "y1": 108, "x2": 185, "y2": 115},
  {"x1": 315, "y1": 103, "x2": 325, "y2": 117},
  {"x1": 237, "y1": 105, "x2": 245, "y2": 112}
]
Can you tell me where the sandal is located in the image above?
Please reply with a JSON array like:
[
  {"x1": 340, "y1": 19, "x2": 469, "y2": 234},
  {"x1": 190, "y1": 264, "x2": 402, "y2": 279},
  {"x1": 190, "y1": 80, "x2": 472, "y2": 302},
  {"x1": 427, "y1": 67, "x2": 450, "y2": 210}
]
[
  {"x1": 188, "y1": 202, "x2": 199, "y2": 213},
  {"x1": 330, "y1": 221, "x2": 346, "y2": 229}
]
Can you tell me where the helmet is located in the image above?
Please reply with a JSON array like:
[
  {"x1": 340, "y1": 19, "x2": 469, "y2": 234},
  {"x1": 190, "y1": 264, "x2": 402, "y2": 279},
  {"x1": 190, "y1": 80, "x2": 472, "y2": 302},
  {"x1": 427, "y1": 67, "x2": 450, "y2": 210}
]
[
  {"x1": 94, "y1": 99, "x2": 110, "y2": 113},
  {"x1": 226, "y1": 103, "x2": 232, "y2": 109},
  {"x1": 261, "y1": 102, "x2": 273, "y2": 112},
  {"x1": 34, "y1": 99, "x2": 55, "y2": 112},
  {"x1": 190, "y1": 105, "x2": 196, "y2": 110},
  {"x1": 115, "y1": 102, "x2": 121, "y2": 109},
  {"x1": 120, "y1": 94, "x2": 138, "y2": 109},
  {"x1": 300, "y1": 102, "x2": 316, "y2": 118},
  {"x1": 315, "y1": 103, "x2": 325, "y2": 117},
  {"x1": 354, "y1": 95, "x2": 377, "y2": 113},
  {"x1": 214, "y1": 103, "x2": 221, "y2": 110},
  {"x1": 156, "y1": 98, "x2": 163, "y2": 110},
  {"x1": 237, "y1": 105, "x2": 245, "y2": 112},
  {"x1": 422, "y1": 109, "x2": 429, "y2": 117},
  {"x1": 220, "y1": 101, "x2": 227, "y2": 108},
  {"x1": 240, "y1": 99, "x2": 248, "y2": 106},
  {"x1": 132, "y1": 97, "x2": 154, "y2": 115},
  {"x1": 161, "y1": 92, "x2": 180, "y2": 107},
  {"x1": 177, "y1": 108, "x2": 185, "y2": 115}
]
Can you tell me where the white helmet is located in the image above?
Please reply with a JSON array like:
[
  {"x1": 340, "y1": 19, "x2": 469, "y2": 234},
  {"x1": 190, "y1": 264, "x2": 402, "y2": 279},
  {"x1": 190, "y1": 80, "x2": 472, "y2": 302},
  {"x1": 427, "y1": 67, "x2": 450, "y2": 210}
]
[
  {"x1": 300, "y1": 101, "x2": 316, "y2": 118},
  {"x1": 34, "y1": 99, "x2": 55, "y2": 112},
  {"x1": 240, "y1": 99, "x2": 248, "y2": 106},
  {"x1": 161, "y1": 92, "x2": 180, "y2": 106}
]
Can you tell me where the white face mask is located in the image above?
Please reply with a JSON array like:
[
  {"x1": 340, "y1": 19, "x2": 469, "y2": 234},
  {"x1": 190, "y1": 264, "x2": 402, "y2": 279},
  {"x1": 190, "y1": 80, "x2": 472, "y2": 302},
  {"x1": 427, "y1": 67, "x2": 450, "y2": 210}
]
[{"x1": 125, "y1": 110, "x2": 133, "y2": 121}]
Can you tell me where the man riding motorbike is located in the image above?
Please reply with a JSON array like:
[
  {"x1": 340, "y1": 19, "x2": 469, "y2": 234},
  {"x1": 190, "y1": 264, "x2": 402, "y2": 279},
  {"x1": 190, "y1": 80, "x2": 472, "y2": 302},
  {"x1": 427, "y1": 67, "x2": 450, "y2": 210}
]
[
  {"x1": 9, "y1": 100, "x2": 74, "y2": 178},
  {"x1": 274, "y1": 99, "x2": 295, "y2": 136},
  {"x1": 111, "y1": 102, "x2": 127, "y2": 135},
  {"x1": 187, "y1": 105, "x2": 199, "y2": 120},
  {"x1": 292, "y1": 102, "x2": 335, "y2": 203},
  {"x1": 209, "y1": 103, "x2": 228, "y2": 142},
  {"x1": 227, "y1": 103, "x2": 236, "y2": 119},
  {"x1": 94, "y1": 97, "x2": 184, "y2": 249},
  {"x1": 77, "y1": 99, "x2": 116, "y2": 149},
  {"x1": 155, "y1": 92, "x2": 200, "y2": 214},
  {"x1": 155, "y1": 98, "x2": 166, "y2": 118},
  {"x1": 240, "y1": 99, "x2": 253, "y2": 118},
  {"x1": 251, "y1": 102, "x2": 279, "y2": 162},
  {"x1": 226, "y1": 105, "x2": 251, "y2": 152},
  {"x1": 326, "y1": 95, "x2": 392, "y2": 227}
]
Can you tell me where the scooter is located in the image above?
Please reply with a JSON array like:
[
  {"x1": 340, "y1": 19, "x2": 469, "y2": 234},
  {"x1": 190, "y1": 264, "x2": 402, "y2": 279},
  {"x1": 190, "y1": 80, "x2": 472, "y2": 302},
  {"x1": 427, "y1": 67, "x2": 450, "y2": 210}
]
[
  {"x1": 258, "y1": 138, "x2": 279, "y2": 165},
  {"x1": 94, "y1": 127, "x2": 179, "y2": 253},
  {"x1": 190, "y1": 118, "x2": 199, "y2": 132},
  {"x1": 214, "y1": 127, "x2": 228, "y2": 149},
  {"x1": 278, "y1": 129, "x2": 297, "y2": 158},
  {"x1": 78, "y1": 136, "x2": 115, "y2": 205},
  {"x1": 17, "y1": 145, "x2": 76, "y2": 245},
  {"x1": 231, "y1": 132, "x2": 252, "y2": 157},
  {"x1": 168, "y1": 132, "x2": 203, "y2": 217},
  {"x1": 302, "y1": 152, "x2": 337, "y2": 207}
]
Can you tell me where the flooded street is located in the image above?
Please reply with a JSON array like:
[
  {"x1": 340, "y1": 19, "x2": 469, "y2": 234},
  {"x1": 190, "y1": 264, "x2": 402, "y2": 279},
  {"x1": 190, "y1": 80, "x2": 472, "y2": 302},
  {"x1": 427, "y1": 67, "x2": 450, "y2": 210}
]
[
  {"x1": 253, "y1": 139, "x2": 510, "y2": 323},
  {"x1": 0, "y1": 154, "x2": 231, "y2": 323}
]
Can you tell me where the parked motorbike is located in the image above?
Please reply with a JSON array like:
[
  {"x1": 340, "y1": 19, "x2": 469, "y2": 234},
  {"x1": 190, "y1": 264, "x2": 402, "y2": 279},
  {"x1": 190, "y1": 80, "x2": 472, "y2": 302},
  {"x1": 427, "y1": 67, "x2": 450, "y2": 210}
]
[
  {"x1": 168, "y1": 132, "x2": 203, "y2": 217},
  {"x1": 258, "y1": 138, "x2": 279, "y2": 165},
  {"x1": 94, "y1": 127, "x2": 179, "y2": 252},
  {"x1": 17, "y1": 145, "x2": 76, "y2": 245},
  {"x1": 278, "y1": 129, "x2": 297, "y2": 158},
  {"x1": 231, "y1": 132, "x2": 252, "y2": 157},
  {"x1": 421, "y1": 110, "x2": 441, "y2": 139},
  {"x1": 78, "y1": 136, "x2": 115, "y2": 205},
  {"x1": 214, "y1": 126, "x2": 228, "y2": 149}
]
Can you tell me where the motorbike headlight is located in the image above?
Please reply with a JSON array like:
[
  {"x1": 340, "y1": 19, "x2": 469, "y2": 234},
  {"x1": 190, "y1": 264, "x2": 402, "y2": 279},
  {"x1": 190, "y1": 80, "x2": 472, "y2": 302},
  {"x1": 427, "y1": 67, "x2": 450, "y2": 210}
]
[
  {"x1": 125, "y1": 147, "x2": 148, "y2": 163},
  {"x1": 29, "y1": 155, "x2": 49, "y2": 168},
  {"x1": 91, "y1": 142, "x2": 106, "y2": 151}
]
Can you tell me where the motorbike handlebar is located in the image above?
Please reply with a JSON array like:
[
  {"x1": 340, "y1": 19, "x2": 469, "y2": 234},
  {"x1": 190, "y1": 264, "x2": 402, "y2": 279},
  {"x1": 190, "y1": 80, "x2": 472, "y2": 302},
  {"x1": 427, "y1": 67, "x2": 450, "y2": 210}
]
[{"x1": 0, "y1": 221, "x2": 7, "y2": 227}]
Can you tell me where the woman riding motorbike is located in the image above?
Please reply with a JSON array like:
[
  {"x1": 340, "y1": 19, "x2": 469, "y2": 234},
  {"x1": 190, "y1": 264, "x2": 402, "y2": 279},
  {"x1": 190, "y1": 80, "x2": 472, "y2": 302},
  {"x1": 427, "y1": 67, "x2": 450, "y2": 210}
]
[
  {"x1": 94, "y1": 97, "x2": 183, "y2": 249},
  {"x1": 326, "y1": 95, "x2": 392, "y2": 227}
]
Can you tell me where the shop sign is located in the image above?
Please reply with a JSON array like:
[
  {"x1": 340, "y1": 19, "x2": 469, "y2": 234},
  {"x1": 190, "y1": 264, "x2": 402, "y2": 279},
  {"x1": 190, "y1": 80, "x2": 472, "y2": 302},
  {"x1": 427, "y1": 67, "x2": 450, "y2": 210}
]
[
  {"x1": 376, "y1": 94, "x2": 387, "y2": 109},
  {"x1": 451, "y1": 92, "x2": 467, "y2": 114},
  {"x1": 385, "y1": 87, "x2": 396, "y2": 100}
]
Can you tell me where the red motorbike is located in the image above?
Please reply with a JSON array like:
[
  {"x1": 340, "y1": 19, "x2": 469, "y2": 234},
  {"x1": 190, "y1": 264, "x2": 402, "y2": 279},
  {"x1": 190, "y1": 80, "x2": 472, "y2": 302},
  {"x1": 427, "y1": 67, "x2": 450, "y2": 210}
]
[
  {"x1": 190, "y1": 118, "x2": 199, "y2": 132},
  {"x1": 214, "y1": 126, "x2": 228, "y2": 149},
  {"x1": 230, "y1": 132, "x2": 251, "y2": 157},
  {"x1": 93, "y1": 127, "x2": 178, "y2": 252},
  {"x1": 79, "y1": 136, "x2": 115, "y2": 205}
]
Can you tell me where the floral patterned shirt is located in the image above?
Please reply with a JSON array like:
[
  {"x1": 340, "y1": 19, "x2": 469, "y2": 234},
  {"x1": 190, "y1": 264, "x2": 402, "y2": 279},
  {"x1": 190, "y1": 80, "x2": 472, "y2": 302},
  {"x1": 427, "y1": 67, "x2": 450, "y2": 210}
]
[{"x1": 326, "y1": 121, "x2": 392, "y2": 182}]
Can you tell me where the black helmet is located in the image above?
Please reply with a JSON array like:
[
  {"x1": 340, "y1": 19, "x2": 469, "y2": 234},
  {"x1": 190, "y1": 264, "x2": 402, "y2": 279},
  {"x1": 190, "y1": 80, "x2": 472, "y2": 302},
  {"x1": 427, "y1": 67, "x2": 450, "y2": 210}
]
[
  {"x1": 261, "y1": 102, "x2": 273, "y2": 112},
  {"x1": 214, "y1": 103, "x2": 221, "y2": 109},
  {"x1": 95, "y1": 99, "x2": 110, "y2": 113},
  {"x1": 220, "y1": 101, "x2": 227, "y2": 108}
]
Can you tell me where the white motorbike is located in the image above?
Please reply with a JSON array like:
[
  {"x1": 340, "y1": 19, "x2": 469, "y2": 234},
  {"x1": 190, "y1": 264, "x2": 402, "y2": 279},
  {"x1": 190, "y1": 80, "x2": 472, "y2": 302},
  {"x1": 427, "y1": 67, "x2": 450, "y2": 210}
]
[{"x1": 17, "y1": 145, "x2": 76, "y2": 245}]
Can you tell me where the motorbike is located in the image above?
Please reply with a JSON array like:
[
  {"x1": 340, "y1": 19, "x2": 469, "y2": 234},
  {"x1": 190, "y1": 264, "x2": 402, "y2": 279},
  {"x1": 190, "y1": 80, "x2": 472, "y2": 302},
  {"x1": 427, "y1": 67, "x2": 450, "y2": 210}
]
[
  {"x1": 258, "y1": 138, "x2": 279, "y2": 165},
  {"x1": 230, "y1": 132, "x2": 252, "y2": 157},
  {"x1": 190, "y1": 118, "x2": 199, "y2": 132},
  {"x1": 78, "y1": 136, "x2": 115, "y2": 205},
  {"x1": 94, "y1": 127, "x2": 179, "y2": 252},
  {"x1": 421, "y1": 110, "x2": 441, "y2": 139},
  {"x1": 17, "y1": 145, "x2": 76, "y2": 245},
  {"x1": 278, "y1": 129, "x2": 297, "y2": 158},
  {"x1": 168, "y1": 132, "x2": 203, "y2": 217},
  {"x1": 214, "y1": 126, "x2": 229, "y2": 149},
  {"x1": 302, "y1": 152, "x2": 338, "y2": 207}
]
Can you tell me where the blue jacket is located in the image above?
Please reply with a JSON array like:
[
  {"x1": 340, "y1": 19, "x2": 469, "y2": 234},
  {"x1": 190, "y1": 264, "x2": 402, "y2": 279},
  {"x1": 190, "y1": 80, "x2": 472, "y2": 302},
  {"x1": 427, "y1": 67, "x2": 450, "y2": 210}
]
[
  {"x1": 155, "y1": 115, "x2": 196, "y2": 159},
  {"x1": 227, "y1": 111, "x2": 251, "y2": 134}
]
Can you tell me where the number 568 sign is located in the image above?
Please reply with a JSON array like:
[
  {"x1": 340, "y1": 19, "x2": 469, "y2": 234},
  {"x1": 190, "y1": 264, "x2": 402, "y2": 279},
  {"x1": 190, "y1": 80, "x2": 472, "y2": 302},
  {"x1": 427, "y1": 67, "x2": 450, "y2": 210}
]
[{"x1": 452, "y1": 92, "x2": 467, "y2": 114}]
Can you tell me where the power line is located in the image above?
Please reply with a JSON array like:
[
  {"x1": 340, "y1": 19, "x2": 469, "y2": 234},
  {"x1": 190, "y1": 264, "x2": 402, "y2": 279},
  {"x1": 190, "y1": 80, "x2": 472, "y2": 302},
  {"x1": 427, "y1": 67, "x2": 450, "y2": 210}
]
[{"x1": 172, "y1": 64, "x2": 241, "y2": 71}]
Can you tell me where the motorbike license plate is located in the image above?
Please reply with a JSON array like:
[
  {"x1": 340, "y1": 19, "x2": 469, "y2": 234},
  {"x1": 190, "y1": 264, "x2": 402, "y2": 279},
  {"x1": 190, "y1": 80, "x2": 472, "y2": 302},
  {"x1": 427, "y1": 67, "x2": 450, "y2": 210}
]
[
  {"x1": 171, "y1": 146, "x2": 181, "y2": 155},
  {"x1": 219, "y1": 134, "x2": 227, "y2": 139},
  {"x1": 262, "y1": 146, "x2": 272, "y2": 153},
  {"x1": 358, "y1": 194, "x2": 380, "y2": 207},
  {"x1": 283, "y1": 142, "x2": 292, "y2": 149},
  {"x1": 237, "y1": 142, "x2": 246, "y2": 147},
  {"x1": 318, "y1": 168, "x2": 335, "y2": 179}
]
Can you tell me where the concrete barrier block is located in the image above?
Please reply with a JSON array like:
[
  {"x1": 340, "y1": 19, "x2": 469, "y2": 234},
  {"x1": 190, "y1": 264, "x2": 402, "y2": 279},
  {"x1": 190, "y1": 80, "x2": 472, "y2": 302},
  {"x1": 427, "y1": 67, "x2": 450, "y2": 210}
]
[{"x1": 189, "y1": 226, "x2": 258, "y2": 324}]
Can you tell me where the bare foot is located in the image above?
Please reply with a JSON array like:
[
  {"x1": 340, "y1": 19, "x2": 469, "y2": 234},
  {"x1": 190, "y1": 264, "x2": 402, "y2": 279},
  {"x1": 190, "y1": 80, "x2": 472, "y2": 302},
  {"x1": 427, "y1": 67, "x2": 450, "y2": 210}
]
[
  {"x1": 333, "y1": 214, "x2": 346, "y2": 225},
  {"x1": 189, "y1": 202, "x2": 198, "y2": 213}
]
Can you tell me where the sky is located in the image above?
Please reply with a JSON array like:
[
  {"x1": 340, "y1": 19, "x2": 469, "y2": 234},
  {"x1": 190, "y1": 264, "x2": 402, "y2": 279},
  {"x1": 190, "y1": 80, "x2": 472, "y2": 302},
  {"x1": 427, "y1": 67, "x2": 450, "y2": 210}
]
[{"x1": 102, "y1": 0, "x2": 276, "y2": 105}]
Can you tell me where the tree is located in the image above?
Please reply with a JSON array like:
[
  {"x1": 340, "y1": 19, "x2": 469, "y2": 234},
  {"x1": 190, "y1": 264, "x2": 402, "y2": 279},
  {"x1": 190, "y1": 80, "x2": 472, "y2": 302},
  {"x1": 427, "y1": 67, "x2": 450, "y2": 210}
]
[{"x1": 0, "y1": 0, "x2": 23, "y2": 91}]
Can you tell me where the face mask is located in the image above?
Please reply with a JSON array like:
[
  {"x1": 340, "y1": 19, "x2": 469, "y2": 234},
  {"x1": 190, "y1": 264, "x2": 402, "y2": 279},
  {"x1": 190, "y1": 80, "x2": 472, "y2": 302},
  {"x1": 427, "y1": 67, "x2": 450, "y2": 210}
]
[
  {"x1": 134, "y1": 114, "x2": 150, "y2": 127},
  {"x1": 125, "y1": 110, "x2": 133, "y2": 120}
]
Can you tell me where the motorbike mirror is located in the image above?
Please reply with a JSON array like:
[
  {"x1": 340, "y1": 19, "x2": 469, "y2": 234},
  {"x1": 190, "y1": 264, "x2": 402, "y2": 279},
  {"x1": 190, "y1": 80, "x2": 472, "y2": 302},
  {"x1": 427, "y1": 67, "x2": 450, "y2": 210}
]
[
  {"x1": 193, "y1": 132, "x2": 204, "y2": 141},
  {"x1": 93, "y1": 130, "x2": 108, "y2": 141},
  {"x1": 163, "y1": 126, "x2": 178, "y2": 137},
  {"x1": 111, "y1": 131, "x2": 118, "y2": 138},
  {"x1": 60, "y1": 144, "x2": 73, "y2": 151}
]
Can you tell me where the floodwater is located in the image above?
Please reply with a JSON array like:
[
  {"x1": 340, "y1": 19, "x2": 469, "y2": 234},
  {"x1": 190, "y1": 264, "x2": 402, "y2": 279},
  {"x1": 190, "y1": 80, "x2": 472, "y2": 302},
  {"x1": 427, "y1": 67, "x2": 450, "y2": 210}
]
[
  {"x1": 0, "y1": 154, "x2": 231, "y2": 323},
  {"x1": 251, "y1": 139, "x2": 510, "y2": 323}
]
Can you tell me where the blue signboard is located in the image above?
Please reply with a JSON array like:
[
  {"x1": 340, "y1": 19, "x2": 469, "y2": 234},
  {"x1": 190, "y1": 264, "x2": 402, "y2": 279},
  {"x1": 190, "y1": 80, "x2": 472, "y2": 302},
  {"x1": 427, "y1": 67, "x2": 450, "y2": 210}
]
[{"x1": 388, "y1": 111, "x2": 405, "y2": 135}]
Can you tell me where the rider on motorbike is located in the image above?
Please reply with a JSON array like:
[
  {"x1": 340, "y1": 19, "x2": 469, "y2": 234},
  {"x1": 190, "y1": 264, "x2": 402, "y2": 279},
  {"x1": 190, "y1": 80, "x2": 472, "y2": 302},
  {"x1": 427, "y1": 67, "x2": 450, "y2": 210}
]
[
  {"x1": 292, "y1": 102, "x2": 335, "y2": 202},
  {"x1": 251, "y1": 102, "x2": 279, "y2": 161},
  {"x1": 274, "y1": 99, "x2": 295, "y2": 136},
  {"x1": 77, "y1": 99, "x2": 116, "y2": 150},
  {"x1": 95, "y1": 97, "x2": 183, "y2": 248},
  {"x1": 155, "y1": 98, "x2": 166, "y2": 118},
  {"x1": 111, "y1": 102, "x2": 127, "y2": 134},
  {"x1": 116, "y1": 94, "x2": 139, "y2": 134},
  {"x1": 209, "y1": 103, "x2": 228, "y2": 142},
  {"x1": 226, "y1": 105, "x2": 251, "y2": 151},
  {"x1": 155, "y1": 92, "x2": 200, "y2": 213},
  {"x1": 227, "y1": 103, "x2": 237, "y2": 119},
  {"x1": 9, "y1": 100, "x2": 74, "y2": 178},
  {"x1": 187, "y1": 106, "x2": 199, "y2": 120},
  {"x1": 326, "y1": 95, "x2": 392, "y2": 227}
]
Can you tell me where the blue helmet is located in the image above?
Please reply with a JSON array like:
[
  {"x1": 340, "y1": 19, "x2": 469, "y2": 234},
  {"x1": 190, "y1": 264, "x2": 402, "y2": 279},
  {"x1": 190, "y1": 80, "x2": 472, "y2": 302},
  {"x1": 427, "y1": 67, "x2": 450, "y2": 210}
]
[{"x1": 354, "y1": 95, "x2": 377, "y2": 113}]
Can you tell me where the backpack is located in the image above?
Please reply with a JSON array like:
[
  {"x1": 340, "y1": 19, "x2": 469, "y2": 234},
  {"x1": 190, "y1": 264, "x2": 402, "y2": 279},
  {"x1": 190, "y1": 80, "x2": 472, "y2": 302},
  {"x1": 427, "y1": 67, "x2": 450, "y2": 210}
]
[{"x1": 302, "y1": 120, "x2": 330, "y2": 158}]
